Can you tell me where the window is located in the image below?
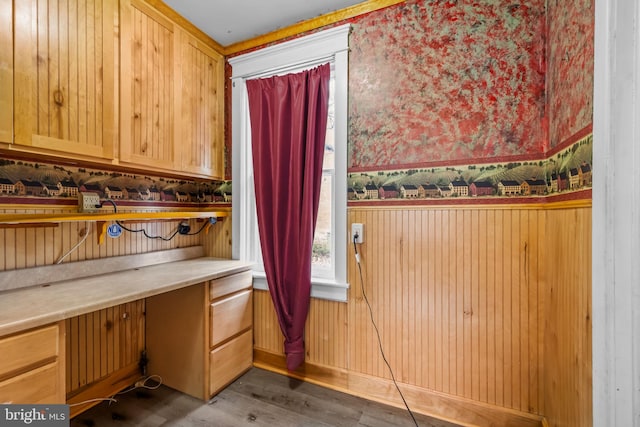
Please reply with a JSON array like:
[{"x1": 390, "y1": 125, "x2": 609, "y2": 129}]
[{"x1": 230, "y1": 24, "x2": 350, "y2": 302}]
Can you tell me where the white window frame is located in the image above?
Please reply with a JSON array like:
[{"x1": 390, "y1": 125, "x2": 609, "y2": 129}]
[
  {"x1": 230, "y1": 24, "x2": 350, "y2": 302},
  {"x1": 592, "y1": 0, "x2": 640, "y2": 424}
]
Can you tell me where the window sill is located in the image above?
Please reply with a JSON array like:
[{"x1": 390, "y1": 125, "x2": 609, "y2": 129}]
[{"x1": 252, "y1": 271, "x2": 349, "y2": 302}]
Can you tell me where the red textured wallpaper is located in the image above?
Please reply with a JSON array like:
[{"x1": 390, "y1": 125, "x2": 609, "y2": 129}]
[
  {"x1": 547, "y1": 0, "x2": 594, "y2": 149},
  {"x1": 348, "y1": 0, "x2": 546, "y2": 170}
]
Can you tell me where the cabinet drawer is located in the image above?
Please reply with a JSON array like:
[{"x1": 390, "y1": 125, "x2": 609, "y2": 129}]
[
  {"x1": 210, "y1": 289, "x2": 252, "y2": 347},
  {"x1": 209, "y1": 270, "x2": 252, "y2": 301},
  {"x1": 209, "y1": 330, "x2": 252, "y2": 395},
  {"x1": 0, "y1": 325, "x2": 59, "y2": 378},
  {"x1": 0, "y1": 362, "x2": 61, "y2": 404}
]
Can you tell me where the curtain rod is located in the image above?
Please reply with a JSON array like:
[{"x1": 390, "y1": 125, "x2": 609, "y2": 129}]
[{"x1": 236, "y1": 55, "x2": 335, "y2": 81}]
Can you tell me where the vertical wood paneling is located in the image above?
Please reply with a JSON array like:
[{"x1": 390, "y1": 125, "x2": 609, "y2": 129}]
[
  {"x1": 0, "y1": 0, "x2": 12, "y2": 143},
  {"x1": 347, "y1": 207, "x2": 546, "y2": 414},
  {"x1": 253, "y1": 206, "x2": 557, "y2": 417},
  {"x1": 0, "y1": 198, "x2": 589, "y2": 423},
  {"x1": 305, "y1": 297, "x2": 348, "y2": 369},
  {"x1": 86, "y1": 0, "x2": 97, "y2": 146},
  {"x1": 0, "y1": 208, "x2": 208, "y2": 271},
  {"x1": 67, "y1": 0, "x2": 78, "y2": 144},
  {"x1": 179, "y1": 34, "x2": 224, "y2": 178},
  {"x1": 253, "y1": 290, "x2": 284, "y2": 355},
  {"x1": 77, "y1": 0, "x2": 88, "y2": 145},
  {"x1": 120, "y1": 0, "x2": 176, "y2": 169},
  {"x1": 202, "y1": 214, "x2": 232, "y2": 258},
  {"x1": 544, "y1": 208, "x2": 592, "y2": 426},
  {"x1": 13, "y1": 0, "x2": 115, "y2": 158},
  {"x1": 65, "y1": 300, "x2": 145, "y2": 395},
  {"x1": 253, "y1": 289, "x2": 349, "y2": 371}
]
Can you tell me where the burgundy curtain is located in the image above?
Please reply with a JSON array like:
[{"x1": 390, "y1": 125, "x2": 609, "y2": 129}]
[{"x1": 246, "y1": 63, "x2": 330, "y2": 371}]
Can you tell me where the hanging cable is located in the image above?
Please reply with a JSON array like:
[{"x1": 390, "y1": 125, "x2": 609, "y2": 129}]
[
  {"x1": 68, "y1": 397, "x2": 118, "y2": 407},
  {"x1": 101, "y1": 199, "x2": 185, "y2": 242},
  {"x1": 353, "y1": 235, "x2": 419, "y2": 427},
  {"x1": 103, "y1": 198, "x2": 118, "y2": 214},
  {"x1": 115, "y1": 375, "x2": 163, "y2": 395},
  {"x1": 116, "y1": 221, "x2": 181, "y2": 242},
  {"x1": 55, "y1": 222, "x2": 91, "y2": 264},
  {"x1": 182, "y1": 219, "x2": 211, "y2": 236}
]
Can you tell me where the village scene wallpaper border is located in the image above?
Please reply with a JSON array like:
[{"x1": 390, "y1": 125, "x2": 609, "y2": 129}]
[
  {"x1": 0, "y1": 159, "x2": 231, "y2": 208},
  {"x1": 0, "y1": 133, "x2": 591, "y2": 208},
  {"x1": 347, "y1": 133, "x2": 592, "y2": 205}
]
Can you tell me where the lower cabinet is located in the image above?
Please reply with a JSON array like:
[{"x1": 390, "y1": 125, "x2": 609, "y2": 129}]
[
  {"x1": 146, "y1": 270, "x2": 253, "y2": 400},
  {"x1": 0, "y1": 323, "x2": 65, "y2": 404},
  {"x1": 0, "y1": 271, "x2": 251, "y2": 407},
  {"x1": 209, "y1": 330, "x2": 252, "y2": 393}
]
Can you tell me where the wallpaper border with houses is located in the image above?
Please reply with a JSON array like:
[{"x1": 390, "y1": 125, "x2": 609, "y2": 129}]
[
  {"x1": 347, "y1": 132, "x2": 592, "y2": 206},
  {"x1": 0, "y1": 159, "x2": 231, "y2": 209},
  {"x1": 0, "y1": 131, "x2": 590, "y2": 209}
]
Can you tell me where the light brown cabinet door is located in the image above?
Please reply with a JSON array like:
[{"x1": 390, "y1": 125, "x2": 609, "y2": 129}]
[
  {"x1": 210, "y1": 289, "x2": 252, "y2": 347},
  {"x1": 0, "y1": 363, "x2": 62, "y2": 404},
  {"x1": 0, "y1": 323, "x2": 65, "y2": 404},
  {"x1": 209, "y1": 330, "x2": 252, "y2": 395},
  {"x1": 13, "y1": 0, "x2": 116, "y2": 160},
  {"x1": 179, "y1": 32, "x2": 225, "y2": 179},
  {"x1": 0, "y1": 0, "x2": 12, "y2": 144},
  {"x1": 120, "y1": 0, "x2": 179, "y2": 172}
]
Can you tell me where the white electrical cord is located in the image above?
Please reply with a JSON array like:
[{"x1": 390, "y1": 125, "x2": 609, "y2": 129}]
[
  {"x1": 115, "y1": 375, "x2": 163, "y2": 395},
  {"x1": 353, "y1": 236, "x2": 419, "y2": 427},
  {"x1": 67, "y1": 375, "x2": 163, "y2": 409},
  {"x1": 68, "y1": 397, "x2": 118, "y2": 407},
  {"x1": 55, "y1": 222, "x2": 91, "y2": 264}
]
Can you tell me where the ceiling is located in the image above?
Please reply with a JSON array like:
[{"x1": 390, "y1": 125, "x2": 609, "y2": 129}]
[{"x1": 163, "y1": 0, "x2": 368, "y2": 47}]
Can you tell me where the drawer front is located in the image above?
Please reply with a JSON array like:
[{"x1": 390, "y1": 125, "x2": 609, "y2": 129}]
[
  {"x1": 209, "y1": 330, "x2": 252, "y2": 396},
  {"x1": 210, "y1": 290, "x2": 252, "y2": 347},
  {"x1": 0, "y1": 324, "x2": 59, "y2": 378},
  {"x1": 209, "y1": 270, "x2": 252, "y2": 301},
  {"x1": 0, "y1": 362, "x2": 62, "y2": 404}
]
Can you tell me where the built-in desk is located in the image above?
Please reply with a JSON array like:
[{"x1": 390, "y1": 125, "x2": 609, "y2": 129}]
[{"x1": 0, "y1": 247, "x2": 253, "y2": 414}]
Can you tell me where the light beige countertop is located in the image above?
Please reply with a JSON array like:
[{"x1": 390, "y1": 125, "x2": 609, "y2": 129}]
[{"x1": 0, "y1": 257, "x2": 252, "y2": 337}]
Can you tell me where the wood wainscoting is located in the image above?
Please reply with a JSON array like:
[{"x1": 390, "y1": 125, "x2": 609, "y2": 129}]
[
  {"x1": 0, "y1": 205, "x2": 230, "y2": 269},
  {"x1": 202, "y1": 209, "x2": 232, "y2": 259},
  {"x1": 0, "y1": 207, "x2": 207, "y2": 270},
  {"x1": 543, "y1": 207, "x2": 592, "y2": 427},
  {"x1": 253, "y1": 203, "x2": 592, "y2": 427},
  {"x1": 65, "y1": 300, "x2": 145, "y2": 417}
]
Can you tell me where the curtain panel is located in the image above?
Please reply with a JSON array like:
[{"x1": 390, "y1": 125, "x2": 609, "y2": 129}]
[{"x1": 246, "y1": 63, "x2": 331, "y2": 371}]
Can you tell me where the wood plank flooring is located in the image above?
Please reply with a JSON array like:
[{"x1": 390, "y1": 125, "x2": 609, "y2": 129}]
[{"x1": 70, "y1": 368, "x2": 461, "y2": 427}]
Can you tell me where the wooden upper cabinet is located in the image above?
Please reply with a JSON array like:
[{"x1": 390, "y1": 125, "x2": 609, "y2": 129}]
[
  {"x1": 13, "y1": 0, "x2": 117, "y2": 160},
  {"x1": 121, "y1": 0, "x2": 225, "y2": 178},
  {"x1": 7, "y1": 0, "x2": 224, "y2": 178},
  {"x1": 0, "y1": 0, "x2": 12, "y2": 144},
  {"x1": 120, "y1": 0, "x2": 179, "y2": 172},
  {"x1": 179, "y1": 33, "x2": 225, "y2": 180}
]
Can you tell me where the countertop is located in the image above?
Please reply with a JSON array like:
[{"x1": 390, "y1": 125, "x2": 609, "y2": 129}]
[{"x1": 0, "y1": 257, "x2": 252, "y2": 337}]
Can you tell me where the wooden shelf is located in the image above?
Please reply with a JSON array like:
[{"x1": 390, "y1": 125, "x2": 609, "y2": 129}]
[
  {"x1": 0, "y1": 211, "x2": 228, "y2": 244},
  {"x1": 0, "y1": 211, "x2": 227, "y2": 224}
]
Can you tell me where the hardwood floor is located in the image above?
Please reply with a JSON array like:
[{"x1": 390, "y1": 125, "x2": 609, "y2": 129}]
[{"x1": 70, "y1": 368, "x2": 461, "y2": 427}]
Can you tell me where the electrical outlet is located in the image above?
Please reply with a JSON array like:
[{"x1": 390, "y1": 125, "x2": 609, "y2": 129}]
[
  {"x1": 78, "y1": 192, "x2": 101, "y2": 213},
  {"x1": 178, "y1": 222, "x2": 191, "y2": 235},
  {"x1": 352, "y1": 223, "x2": 364, "y2": 244}
]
